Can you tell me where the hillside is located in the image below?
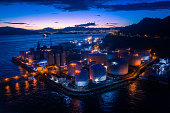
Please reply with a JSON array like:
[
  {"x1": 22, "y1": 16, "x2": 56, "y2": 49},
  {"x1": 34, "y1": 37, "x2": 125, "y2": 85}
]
[
  {"x1": 119, "y1": 16, "x2": 170, "y2": 37},
  {"x1": 0, "y1": 27, "x2": 39, "y2": 35}
]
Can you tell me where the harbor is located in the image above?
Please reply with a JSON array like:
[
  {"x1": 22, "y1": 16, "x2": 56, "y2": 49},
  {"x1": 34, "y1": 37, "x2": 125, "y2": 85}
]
[
  {"x1": 0, "y1": 34, "x2": 169, "y2": 113},
  {"x1": 1, "y1": 34, "x2": 167, "y2": 97}
]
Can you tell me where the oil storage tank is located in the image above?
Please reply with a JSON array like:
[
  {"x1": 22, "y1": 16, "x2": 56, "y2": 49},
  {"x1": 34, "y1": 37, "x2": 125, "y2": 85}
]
[
  {"x1": 135, "y1": 50, "x2": 150, "y2": 61},
  {"x1": 107, "y1": 58, "x2": 128, "y2": 75},
  {"x1": 67, "y1": 61, "x2": 82, "y2": 77},
  {"x1": 75, "y1": 69, "x2": 89, "y2": 86},
  {"x1": 88, "y1": 53, "x2": 107, "y2": 65},
  {"x1": 90, "y1": 64, "x2": 106, "y2": 82},
  {"x1": 129, "y1": 53, "x2": 141, "y2": 66}
]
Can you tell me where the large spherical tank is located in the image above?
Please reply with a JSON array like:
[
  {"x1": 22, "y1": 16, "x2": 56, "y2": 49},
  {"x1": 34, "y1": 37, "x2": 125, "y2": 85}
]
[
  {"x1": 90, "y1": 64, "x2": 106, "y2": 82},
  {"x1": 128, "y1": 54, "x2": 141, "y2": 66},
  {"x1": 67, "y1": 61, "x2": 82, "y2": 76},
  {"x1": 75, "y1": 69, "x2": 89, "y2": 86},
  {"x1": 107, "y1": 58, "x2": 128, "y2": 75}
]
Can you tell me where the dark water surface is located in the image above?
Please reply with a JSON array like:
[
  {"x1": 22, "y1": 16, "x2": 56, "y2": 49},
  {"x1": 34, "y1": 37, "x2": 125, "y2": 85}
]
[{"x1": 0, "y1": 34, "x2": 169, "y2": 113}]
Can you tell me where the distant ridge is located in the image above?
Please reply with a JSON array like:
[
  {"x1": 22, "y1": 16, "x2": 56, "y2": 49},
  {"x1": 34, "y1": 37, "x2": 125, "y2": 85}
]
[
  {"x1": 119, "y1": 16, "x2": 170, "y2": 37},
  {"x1": 0, "y1": 26, "x2": 39, "y2": 35}
]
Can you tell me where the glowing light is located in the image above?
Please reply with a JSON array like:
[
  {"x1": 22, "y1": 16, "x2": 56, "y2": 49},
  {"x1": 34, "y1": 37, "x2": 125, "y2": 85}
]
[
  {"x1": 4, "y1": 78, "x2": 9, "y2": 82},
  {"x1": 112, "y1": 62, "x2": 118, "y2": 65},
  {"x1": 104, "y1": 66, "x2": 107, "y2": 70},
  {"x1": 70, "y1": 63, "x2": 77, "y2": 67},
  {"x1": 134, "y1": 53, "x2": 139, "y2": 56},
  {"x1": 37, "y1": 66, "x2": 43, "y2": 72},
  {"x1": 14, "y1": 76, "x2": 19, "y2": 80},
  {"x1": 78, "y1": 43, "x2": 81, "y2": 46},
  {"x1": 23, "y1": 74, "x2": 28, "y2": 77},
  {"x1": 127, "y1": 48, "x2": 131, "y2": 51},
  {"x1": 75, "y1": 70, "x2": 81, "y2": 74},
  {"x1": 87, "y1": 36, "x2": 92, "y2": 41},
  {"x1": 95, "y1": 78, "x2": 99, "y2": 82}
]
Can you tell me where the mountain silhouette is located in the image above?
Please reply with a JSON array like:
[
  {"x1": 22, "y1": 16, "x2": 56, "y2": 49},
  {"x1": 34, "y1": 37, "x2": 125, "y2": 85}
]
[
  {"x1": 0, "y1": 26, "x2": 39, "y2": 35},
  {"x1": 119, "y1": 16, "x2": 170, "y2": 37}
]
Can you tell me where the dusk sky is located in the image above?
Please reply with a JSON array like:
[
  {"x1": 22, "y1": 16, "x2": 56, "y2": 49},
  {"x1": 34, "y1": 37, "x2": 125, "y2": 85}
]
[{"x1": 0, "y1": 0, "x2": 170, "y2": 30}]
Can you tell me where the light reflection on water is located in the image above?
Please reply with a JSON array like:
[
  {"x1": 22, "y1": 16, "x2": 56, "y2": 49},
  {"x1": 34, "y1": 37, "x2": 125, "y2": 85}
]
[
  {"x1": 5, "y1": 85, "x2": 11, "y2": 98},
  {"x1": 99, "y1": 91, "x2": 118, "y2": 112},
  {"x1": 25, "y1": 80, "x2": 29, "y2": 93},
  {"x1": 0, "y1": 78, "x2": 168, "y2": 113},
  {"x1": 15, "y1": 82, "x2": 20, "y2": 95}
]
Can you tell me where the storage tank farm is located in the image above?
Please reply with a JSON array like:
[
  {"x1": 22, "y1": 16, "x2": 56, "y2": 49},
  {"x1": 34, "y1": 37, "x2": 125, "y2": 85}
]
[
  {"x1": 67, "y1": 61, "x2": 82, "y2": 77},
  {"x1": 90, "y1": 64, "x2": 107, "y2": 82},
  {"x1": 107, "y1": 58, "x2": 129, "y2": 75},
  {"x1": 75, "y1": 69, "x2": 89, "y2": 86}
]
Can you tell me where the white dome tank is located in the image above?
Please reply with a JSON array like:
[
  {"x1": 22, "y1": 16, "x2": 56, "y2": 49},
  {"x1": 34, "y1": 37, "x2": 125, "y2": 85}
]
[
  {"x1": 67, "y1": 61, "x2": 82, "y2": 76},
  {"x1": 90, "y1": 64, "x2": 106, "y2": 82},
  {"x1": 107, "y1": 58, "x2": 128, "y2": 75},
  {"x1": 75, "y1": 69, "x2": 89, "y2": 86}
]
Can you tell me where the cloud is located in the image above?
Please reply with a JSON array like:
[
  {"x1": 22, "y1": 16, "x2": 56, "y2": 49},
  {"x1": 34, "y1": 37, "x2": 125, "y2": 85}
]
[
  {"x1": 0, "y1": 0, "x2": 170, "y2": 11},
  {"x1": 3, "y1": 22, "x2": 27, "y2": 24},
  {"x1": 75, "y1": 22, "x2": 96, "y2": 27},
  {"x1": 96, "y1": 1, "x2": 170, "y2": 11}
]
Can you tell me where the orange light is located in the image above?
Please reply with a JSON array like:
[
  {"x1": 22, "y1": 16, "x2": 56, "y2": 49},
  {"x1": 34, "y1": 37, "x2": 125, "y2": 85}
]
[
  {"x1": 4, "y1": 78, "x2": 9, "y2": 82},
  {"x1": 127, "y1": 48, "x2": 131, "y2": 51},
  {"x1": 70, "y1": 63, "x2": 77, "y2": 67},
  {"x1": 134, "y1": 53, "x2": 139, "y2": 56},
  {"x1": 31, "y1": 72, "x2": 36, "y2": 76},
  {"x1": 87, "y1": 36, "x2": 92, "y2": 41},
  {"x1": 101, "y1": 63, "x2": 104, "y2": 65},
  {"x1": 75, "y1": 70, "x2": 81, "y2": 74},
  {"x1": 23, "y1": 74, "x2": 27, "y2": 77},
  {"x1": 89, "y1": 58, "x2": 92, "y2": 62},
  {"x1": 37, "y1": 67, "x2": 43, "y2": 72},
  {"x1": 14, "y1": 76, "x2": 19, "y2": 80}
]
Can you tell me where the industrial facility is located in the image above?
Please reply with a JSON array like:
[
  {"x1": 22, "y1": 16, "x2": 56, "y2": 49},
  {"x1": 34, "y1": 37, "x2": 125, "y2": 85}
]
[{"x1": 16, "y1": 35, "x2": 155, "y2": 90}]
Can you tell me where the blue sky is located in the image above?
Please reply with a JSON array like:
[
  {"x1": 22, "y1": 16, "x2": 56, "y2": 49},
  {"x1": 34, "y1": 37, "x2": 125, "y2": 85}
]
[{"x1": 0, "y1": 0, "x2": 170, "y2": 29}]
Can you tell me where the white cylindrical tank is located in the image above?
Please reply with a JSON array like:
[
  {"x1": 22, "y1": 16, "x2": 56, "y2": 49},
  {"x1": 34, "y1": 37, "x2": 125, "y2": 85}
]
[
  {"x1": 107, "y1": 58, "x2": 128, "y2": 75},
  {"x1": 90, "y1": 64, "x2": 106, "y2": 82},
  {"x1": 67, "y1": 61, "x2": 82, "y2": 76},
  {"x1": 75, "y1": 69, "x2": 89, "y2": 86},
  {"x1": 129, "y1": 54, "x2": 141, "y2": 66}
]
